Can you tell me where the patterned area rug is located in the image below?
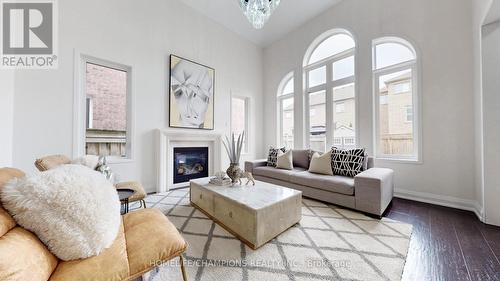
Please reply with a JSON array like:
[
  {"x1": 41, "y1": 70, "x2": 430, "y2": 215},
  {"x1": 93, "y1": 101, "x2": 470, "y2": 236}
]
[{"x1": 134, "y1": 188, "x2": 412, "y2": 281}]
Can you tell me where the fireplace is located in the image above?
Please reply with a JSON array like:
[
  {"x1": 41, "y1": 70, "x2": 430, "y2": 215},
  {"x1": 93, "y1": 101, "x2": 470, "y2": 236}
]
[
  {"x1": 173, "y1": 147, "x2": 209, "y2": 184},
  {"x1": 157, "y1": 130, "x2": 221, "y2": 192}
]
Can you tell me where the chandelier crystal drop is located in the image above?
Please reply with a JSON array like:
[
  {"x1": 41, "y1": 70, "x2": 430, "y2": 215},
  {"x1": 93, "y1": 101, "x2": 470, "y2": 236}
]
[{"x1": 239, "y1": 0, "x2": 281, "y2": 29}]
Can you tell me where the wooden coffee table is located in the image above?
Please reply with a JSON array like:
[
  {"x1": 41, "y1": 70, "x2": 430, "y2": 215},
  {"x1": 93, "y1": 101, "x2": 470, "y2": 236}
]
[{"x1": 190, "y1": 178, "x2": 302, "y2": 249}]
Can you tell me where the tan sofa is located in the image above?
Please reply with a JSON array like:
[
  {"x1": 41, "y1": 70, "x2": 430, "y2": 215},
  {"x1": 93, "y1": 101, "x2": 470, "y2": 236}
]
[
  {"x1": 0, "y1": 168, "x2": 188, "y2": 281},
  {"x1": 245, "y1": 150, "x2": 394, "y2": 216}
]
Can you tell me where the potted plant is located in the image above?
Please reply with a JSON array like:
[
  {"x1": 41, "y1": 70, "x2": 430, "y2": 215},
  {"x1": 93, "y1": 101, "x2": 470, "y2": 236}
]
[{"x1": 222, "y1": 132, "x2": 245, "y2": 185}]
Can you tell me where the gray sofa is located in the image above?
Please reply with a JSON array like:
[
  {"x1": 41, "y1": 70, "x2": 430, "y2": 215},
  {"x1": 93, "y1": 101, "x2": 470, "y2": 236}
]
[{"x1": 245, "y1": 150, "x2": 394, "y2": 216}]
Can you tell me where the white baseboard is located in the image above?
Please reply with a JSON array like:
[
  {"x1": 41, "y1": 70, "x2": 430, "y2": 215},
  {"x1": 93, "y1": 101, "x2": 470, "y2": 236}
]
[{"x1": 394, "y1": 188, "x2": 484, "y2": 222}]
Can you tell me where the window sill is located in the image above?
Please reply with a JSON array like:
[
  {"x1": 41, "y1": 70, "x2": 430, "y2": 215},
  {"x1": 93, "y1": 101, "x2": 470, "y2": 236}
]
[
  {"x1": 375, "y1": 157, "x2": 422, "y2": 165},
  {"x1": 105, "y1": 157, "x2": 134, "y2": 164}
]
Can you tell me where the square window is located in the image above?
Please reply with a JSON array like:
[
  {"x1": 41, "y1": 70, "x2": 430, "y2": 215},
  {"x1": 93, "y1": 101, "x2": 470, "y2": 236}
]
[
  {"x1": 333, "y1": 84, "x2": 356, "y2": 149},
  {"x1": 281, "y1": 97, "x2": 294, "y2": 148},
  {"x1": 309, "y1": 91, "x2": 326, "y2": 152},
  {"x1": 332, "y1": 56, "x2": 354, "y2": 81},
  {"x1": 231, "y1": 97, "x2": 249, "y2": 153},
  {"x1": 392, "y1": 82, "x2": 411, "y2": 94},
  {"x1": 404, "y1": 106, "x2": 413, "y2": 122},
  {"x1": 336, "y1": 103, "x2": 345, "y2": 113},
  {"x1": 377, "y1": 69, "x2": 415, "y2": 158},
  {"x1": 308, "y1": 66, "x2": 326, "y2": 88},
  {"x1": 85, "y1": 61, "x2": 130, "y2": 158}
]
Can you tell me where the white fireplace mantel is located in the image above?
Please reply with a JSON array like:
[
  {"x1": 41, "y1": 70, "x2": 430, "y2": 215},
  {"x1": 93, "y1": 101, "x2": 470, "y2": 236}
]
[{"x1": 156, "y1": 129, "x2": 222, "y2": 192}]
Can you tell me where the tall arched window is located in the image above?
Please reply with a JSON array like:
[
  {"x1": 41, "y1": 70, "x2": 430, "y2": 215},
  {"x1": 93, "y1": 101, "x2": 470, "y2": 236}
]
[
  {"x1": 373, "y1": 37, "x2": 420, "y2": 161},
  {"x1": 304, "y1": 30, "x2": 356, "y2": 152},
  {"x1": 278, "y1": 73, "x2": 294, "y2": 148}
]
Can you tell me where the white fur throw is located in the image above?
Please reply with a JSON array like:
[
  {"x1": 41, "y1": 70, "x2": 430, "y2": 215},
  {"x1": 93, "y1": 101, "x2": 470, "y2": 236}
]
[
  {"x1": 71, "y1": 155, "x2": 100, "y2": 170},
  {"x1": 0, "y1": 165, "x2": 121, "y2": 261}
]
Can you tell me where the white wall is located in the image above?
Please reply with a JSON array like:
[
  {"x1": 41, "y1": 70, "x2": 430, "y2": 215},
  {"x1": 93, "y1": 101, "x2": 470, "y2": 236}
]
[
  {"x1": 0, "y1": 71, "x2": 14, "y2": 167},
  {"x1": 481, "y1": 21, "x2": 500, "y2": 226},
  {"x1": 264, "y1": 0, "x2": 479, "y2": 209},
  {"x1": 12, "y1": 0, "x2": 264, "y2": 193},
  {"x1": 472, "y1": 0, "x2": 493, "y2": 222}
]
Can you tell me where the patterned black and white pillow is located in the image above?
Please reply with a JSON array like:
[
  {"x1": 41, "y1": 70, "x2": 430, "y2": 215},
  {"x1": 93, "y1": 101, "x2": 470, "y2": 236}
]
[
  {"x1": 267, "y1": 147, "x2": 286, "y2": 167},
  {"x1": 331, "y1": 147, "x2": 366, "y2": 177}
]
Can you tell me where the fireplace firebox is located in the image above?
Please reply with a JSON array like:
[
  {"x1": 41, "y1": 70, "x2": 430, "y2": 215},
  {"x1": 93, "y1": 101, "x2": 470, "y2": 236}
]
[{"x1": 173, "y1": 147, "x2": 209, "y2": 184}]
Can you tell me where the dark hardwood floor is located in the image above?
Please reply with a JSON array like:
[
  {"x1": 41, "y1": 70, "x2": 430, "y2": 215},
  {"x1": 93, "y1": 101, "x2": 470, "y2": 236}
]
[{"x1": 386, "y1": 198, "x2": 500, "y2": 281}]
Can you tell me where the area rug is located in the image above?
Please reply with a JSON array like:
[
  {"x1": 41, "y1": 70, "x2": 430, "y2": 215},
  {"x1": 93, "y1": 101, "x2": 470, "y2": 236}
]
[{"x1": 135, "y1": 188, "x2": 412, "y2": 281}]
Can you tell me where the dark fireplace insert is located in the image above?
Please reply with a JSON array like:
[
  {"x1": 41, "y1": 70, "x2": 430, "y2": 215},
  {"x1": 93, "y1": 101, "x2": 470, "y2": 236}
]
[{"x1": 173, "y1": 147, "x2": 209, "y2": 184}]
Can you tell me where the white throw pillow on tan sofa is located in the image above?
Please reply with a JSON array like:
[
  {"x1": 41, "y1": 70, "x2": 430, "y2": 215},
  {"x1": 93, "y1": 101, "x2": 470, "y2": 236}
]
[
  {"x1": 276, "y1": 149, "x2": 293, "y2": 170},
  {"x1": 308, "y1": 152, "x2": 333, "y2": 175},
  {"x1": 0, "y1": 164, "x2": 121, "y2": 261}
]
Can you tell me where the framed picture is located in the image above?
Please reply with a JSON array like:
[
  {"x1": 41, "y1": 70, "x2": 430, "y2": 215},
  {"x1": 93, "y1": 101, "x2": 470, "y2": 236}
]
[{"x1": 169, "y1": 55, "x2": 215, "y2": 130}]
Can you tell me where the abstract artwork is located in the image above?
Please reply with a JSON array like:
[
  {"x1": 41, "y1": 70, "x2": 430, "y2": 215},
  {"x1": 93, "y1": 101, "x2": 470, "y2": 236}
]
[{"x1": 169, "y1": 55, "x2": 215, "y2": 130}]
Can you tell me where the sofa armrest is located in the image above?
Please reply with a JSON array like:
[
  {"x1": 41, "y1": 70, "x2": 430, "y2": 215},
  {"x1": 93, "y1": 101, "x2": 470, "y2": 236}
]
[
  {"x1": 244, "y1": 159, "x2": 268, "y2": 173},
  {"x1": 354, "y1": 168, "x2": 394, "y2": 216}
]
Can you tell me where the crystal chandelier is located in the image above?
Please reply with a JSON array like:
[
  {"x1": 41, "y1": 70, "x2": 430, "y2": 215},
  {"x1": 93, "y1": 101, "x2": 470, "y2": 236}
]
[{"x1": 239, "y1": 0, "x2": 281, "y2": 29}]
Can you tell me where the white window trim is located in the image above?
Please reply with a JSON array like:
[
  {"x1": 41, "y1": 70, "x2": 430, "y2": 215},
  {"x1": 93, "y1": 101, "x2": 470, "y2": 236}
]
[
  {"x1": 230, "y1": 94, "x2": 251, "y2": 155},
  {"x1": 304, "y1": 45, "x2": 357, "y2": 151},
  {"x1": 73, "y1": 51, "x2": 135, "y2": 164},
  {"x1": 372, "y1": 39, "x2": 422, "y2": 163},
  {"x1": 277, "y1": 72, "x2": 295, "y2": 148}
]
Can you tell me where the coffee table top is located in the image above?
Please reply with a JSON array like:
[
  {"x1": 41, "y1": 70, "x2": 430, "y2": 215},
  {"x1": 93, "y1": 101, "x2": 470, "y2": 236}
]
[{"x1": 190, "y1": 178, "x2": 302, "y2": 210}]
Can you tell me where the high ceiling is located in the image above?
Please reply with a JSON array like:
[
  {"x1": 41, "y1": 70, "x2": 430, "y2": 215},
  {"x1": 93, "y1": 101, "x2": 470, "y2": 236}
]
[{"x1": 180, "y1": 0, "x2": 343, "y2": 47}]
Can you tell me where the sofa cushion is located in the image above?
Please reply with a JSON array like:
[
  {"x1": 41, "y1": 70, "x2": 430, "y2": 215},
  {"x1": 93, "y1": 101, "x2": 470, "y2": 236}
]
[
  {"x1": 253, "y1": 166, "x2": 306, "y2": 182},
  {"x1": 40, "y1": 209, "x2": 188, "y2": 281},
  {"x1": 0, "y1": 168, "x2": 25, "y2": 188},
  {"x1": 0, "y1": 208, "x2": 15, "y2": 237},
  {"x1": 0, "y1": 168, "x2": 24, "y2": 237},
  {"x1": 0, "y1": 227, "x2": 59, "y2": 281},
  {"x1": 292, "y1": 149, "x2": 311, "y2": 169},
  {"x1": 124, "y1": 208, "x2": 187, "y2": 277},
  {"x1": 290, "y1": 171, "x2": 354, "y2": 196},
  {"x1": 49, "y1": 223, "x2": 129, "y2": 281},
  {"x1": 0, "y1": 170, "x2": 31, "y2": 280},
  {"x1": 34, "y1": 155, "x2": 71, "y2": 171}
]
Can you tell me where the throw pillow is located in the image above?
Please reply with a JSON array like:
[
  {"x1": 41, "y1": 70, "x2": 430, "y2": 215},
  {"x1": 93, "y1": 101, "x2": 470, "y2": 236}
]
[
  {"x1": 331, "y1": 147, "x2": 366, "y2": 177},
  {"x1": 292, "y1": 149, "x2": 312, "y2": 169},
  {"x1": 267, "y1": 147, "x2": 286, "y2": 167},
  {"x1": 276, "y1": 149, "x2": 293, "y2": 170},
  {"x1": 308, "y1": 152, "x2": 333, "y2": 175},
  {"x1": 72, "y1": 155, "x2": 100, "y2": 170},
  {"x1": 0, "y1": 165, "x2": 121, "y2": 261}
]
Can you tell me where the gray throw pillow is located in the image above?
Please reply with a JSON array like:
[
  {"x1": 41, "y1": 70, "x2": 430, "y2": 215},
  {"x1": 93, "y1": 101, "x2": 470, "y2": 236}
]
[{"x1": 292, "y1": 149, "x2": 312, "y2": 169}]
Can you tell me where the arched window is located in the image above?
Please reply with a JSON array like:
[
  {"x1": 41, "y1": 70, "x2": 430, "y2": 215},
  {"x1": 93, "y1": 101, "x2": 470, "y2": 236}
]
[
  {"x1": 278, "y1": 73, "x2": 294, "y2": 148},
  {"x1": 373, "y1": 37, "x2": 420, "y2": 161},
  {"x1": 304, "y1": 30, "x2": 356, "y2": 152}
]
